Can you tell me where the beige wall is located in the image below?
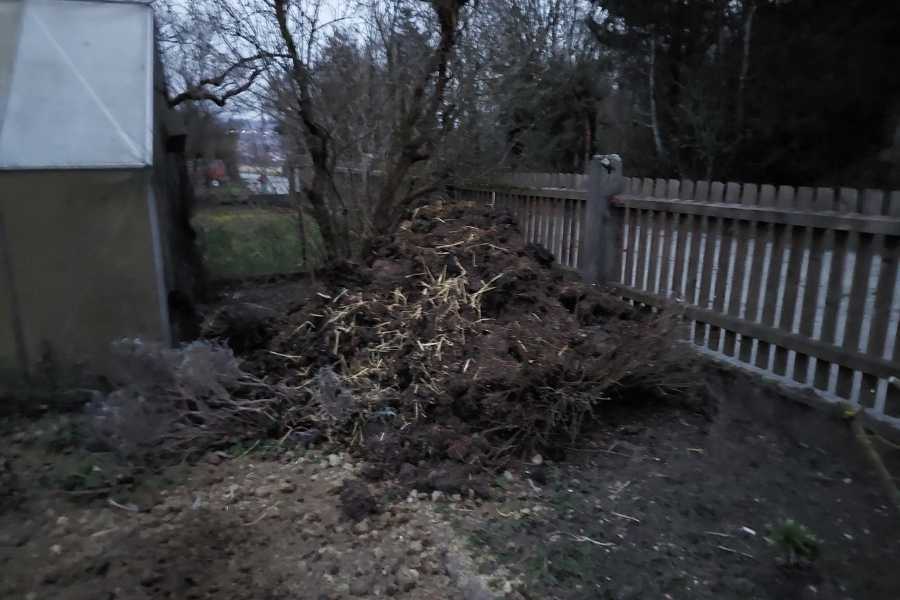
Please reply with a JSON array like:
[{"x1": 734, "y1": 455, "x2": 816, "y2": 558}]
[{"x1": 0, "y1": 169, "x2": 168, "y2": 378}]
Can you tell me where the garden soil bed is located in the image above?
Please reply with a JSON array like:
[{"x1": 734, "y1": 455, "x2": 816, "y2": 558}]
[
  {"x1": 2, "y1": 365, "x2": 898, "y2": 599},
  {"x1": 450, "y1": 365, "x2": 900, "y2": 600}
]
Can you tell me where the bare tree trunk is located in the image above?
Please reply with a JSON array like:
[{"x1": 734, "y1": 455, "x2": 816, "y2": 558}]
[
  {"x1": 274, "y1": 0, "x2": 345, "y2": 262},
  {"x1": 736, "y1": 2, "x2": 757, "y2": 136},
  {"x1": 648, "y1": 34, "x2": 667, "y2": 161},
  {"x1": 288, "y1": 163, "x2": 308, "y2": 270},
  {"x1": 369, "y1": 0, "x2": 468, "y2": 239},
  {"x1": 584, "y1": 113, "x2": 592, "y2": 171}
]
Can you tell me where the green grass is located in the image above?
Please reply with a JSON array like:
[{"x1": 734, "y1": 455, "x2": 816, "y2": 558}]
[{"x1": 193, "y1": 207, "x2": 322, "y2": 279}]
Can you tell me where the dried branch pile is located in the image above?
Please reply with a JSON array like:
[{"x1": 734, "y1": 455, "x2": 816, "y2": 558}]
[
  {"x1": 253, "y1": 198, "x2": 697, "y2": 465},
  {"x1": 90, "y1": 198, "x2": 696, "y2": 466}
]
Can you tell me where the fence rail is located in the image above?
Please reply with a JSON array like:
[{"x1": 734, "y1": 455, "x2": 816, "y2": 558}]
[{"x1": 456, "y1": 168, "x2": 900, "y2": 425}]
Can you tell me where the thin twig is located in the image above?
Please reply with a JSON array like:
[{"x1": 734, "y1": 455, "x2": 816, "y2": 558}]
[
  {"x1": 716, "y1": 545, "x2": 755, "y2": 560},
  {"x1": 610, "y1": 511, "x2": 640, "y2": 524}
]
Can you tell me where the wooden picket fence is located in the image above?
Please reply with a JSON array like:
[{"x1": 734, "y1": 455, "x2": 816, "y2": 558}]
[{"x1": 455, "y1": 172, "x2": 900, "y2": 425}]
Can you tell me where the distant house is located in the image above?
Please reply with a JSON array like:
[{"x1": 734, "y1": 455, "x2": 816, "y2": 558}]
[{"x1": 0, "y1": 0, "x2": 197, "y2": 381}]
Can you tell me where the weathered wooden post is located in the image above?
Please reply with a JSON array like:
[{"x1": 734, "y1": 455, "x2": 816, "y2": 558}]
[{"x1": 580, "y1": 154, "x2": 624, "y2": 284}]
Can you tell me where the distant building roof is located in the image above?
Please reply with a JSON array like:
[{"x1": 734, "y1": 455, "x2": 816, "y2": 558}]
[{"x1": 0, "y1": 0, "x2": 154, "y2": 170}]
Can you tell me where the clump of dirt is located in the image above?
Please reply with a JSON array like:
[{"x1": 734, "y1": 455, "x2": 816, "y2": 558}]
[
  {"x1": 339, "y1": 478, "x2": 378, "y2": 521},
  {"x1": 239, "y1": 198, "x2": 698, "y2": 470}
]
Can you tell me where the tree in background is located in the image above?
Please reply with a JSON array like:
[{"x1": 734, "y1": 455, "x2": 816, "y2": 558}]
[
  {"x1": 157, "y1": 0, "x2": 471, "y2": 261},
  {"x1": 588, "y1": 0, "x2": 900, "y2": 187},
  {"x1": 157, "y1": 0, "x2": 900, "y2": 254}
]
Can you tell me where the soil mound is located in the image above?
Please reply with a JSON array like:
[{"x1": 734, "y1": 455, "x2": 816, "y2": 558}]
[{"x1": 242, "y1": 198, "x2": 696, "y2": 468}]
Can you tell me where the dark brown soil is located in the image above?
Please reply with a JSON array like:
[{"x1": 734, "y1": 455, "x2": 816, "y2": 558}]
[
  {"x1": 451, "y1": 365, "x2": 900, "y2": 600},
  {"x1": 216, "y1": 198, "x2": 695, "y2": 471},
  {"x1": 3, "y1": 364, "x2": 897, "y2": 599}
]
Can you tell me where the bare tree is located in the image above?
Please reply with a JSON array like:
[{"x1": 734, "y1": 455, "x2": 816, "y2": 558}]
[{"x1": 158, "y1": 0, "x2": 470, "y2": 261}]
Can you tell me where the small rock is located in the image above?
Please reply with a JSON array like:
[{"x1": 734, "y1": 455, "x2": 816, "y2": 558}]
[
  {"x1": 328, "y1": 454, "x2": 343, "y2": 467},
  {"x1": 140, "y1": 569, "x2": 162, "y2": 587},
  {"x1": 409, "y1": 540, "x2": 424, "y2": 554},
  {"x1": 423, "y1": 560, "x2": 441, "y2": 575},
  {"x1": 350, "y1": 578, "x2": 370, "y2": 596},
  {"x1": 397, "y1": 567, "x2": 420, "y2": 591},
  {"x1": 279, "y1": 480, "x2": 296, "y2": 494},
  {"x1": 431, "y1": 491, "x2": 444, "y2": 502},
  {"x1": 50, "y1": 544, "x2": 63, "y2": 555},
  {"x1": 451, "y1": 494, "x2": 463, "y2": 502},
  {"x1": 206, "y1": 453, "x2": 222, "y2": 466},
  {"x1": 503, "y1": 470, "x2": 515, "y2": 482},
  {"x1": 503, "y1": 580, "x2": 514, "y2": 594},
  {"x1": 339, "y1": 479, "x2": 378, "y2": 522},
  {"x1": 353, "y1": 519, "x2": 370, "y2": 535},
  {"x1": 335, "y1": 582, "x2": 350, "y2": 595},
  {"x1": 254, "y1": 486, "x2": 273, "y2": 498},
  {"x1": 531, "y1": 454, "x2": 543, "y2": 466}
]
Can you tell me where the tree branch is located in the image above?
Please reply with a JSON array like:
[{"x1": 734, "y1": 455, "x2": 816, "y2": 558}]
[{"x1": 168, "y1": 53, "x2": 272, "y2": 107}]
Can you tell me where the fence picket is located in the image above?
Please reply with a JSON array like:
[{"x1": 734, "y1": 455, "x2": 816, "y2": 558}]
[
  {"x1": 863, "y1": 233, "x2": 895, "y2": 410},
  {"x1": 815, "y1": 187, "x2": 835, "y2": 212},
  {"x1": 671, "y1": 182, "x2": 696, "y2": 298},
  {"x1": 657, "y1": 211, "x2": 673, "y2": 294},
  {"x1": 839, "y1": 187, "x2": 860, "y2": 213},
  {"x1": 773, "y1": 223, "x2": 807, "y2": 376},
  {"x1": 703, "y1": 183, "x2": 727, "y2": 349},
  {"x1": 709, "y1": 216, "x2": 733, "y2": 351},
  {"x1": 560, "y1": 198, "x2": 572, "y2": 267},
  {"x1": 667, "y1": 179, "x2": 680, "y2": 199},
  {"x1": 726, "y1": 182, "x2": 741, "y2": 203},
  {"x1": 756, "y1": 186, "x2": 796, "y2": 369},
  {"x1": 680, "y1": 179, "x2": 695, "y2": 202},
  {"x1": 759, "y1": 184, "x2": 777, "y2": 207},
  {"x1": 634, "y1": 209, "x2": 649, "y2": 292},
  {"x1": 747, "y1": 185, "x2": 780, "y2": 366},
  {"x1": 573, "y1": 199, "x2": 585, "y2": 268},
  {"x1": 857, "y1": 190, "x2": 887, "y2": 407},
  {"x1": 654, "y1": 179, "x2": 667, "y2": 198},
  {"x1": 695, "y1": 184, "x2": 724, "y2": 344},
  {"x1": 795, "y1": 186, "x2": 815, "y2": 211},
  {"x1": 548, "y1": 196, "x2": 558, "y2": 258},
  {"x1": 794, "y1": 226, "x2": 827, "y2": 384},
  {"x1": 813, "y1": 229, "x2": 848, "y2": 390},
  {"x1": 686, "y1": 211, "x2": 705, "y2": 305},
  {"x1": 726, "y1": 184, "x2": 760, "y2": 356},
  {"x1": 710, "y1": 182, "x2": 725, "y2": 204},
  {"x1": 694, "y1": 180, "x2": 711, "y2": 203},
  {"x1": 742, "y1": 219, "x2": 773, "y2": 363},
  {"x1": 645, "y1": 211, "x2": 660, "y2": 292},
  {"x1": 545, "y1": 197, "x2": 555, "y2": 249},
  {"x1": 724, "y1": 219, "x2": 751, "y2": 356},
  {"x1": 659, "y1": 212, "x2": 674, "y2": 294},
  {"x1": 837, "y1": 231, "x2": 876, "y2": 400}
]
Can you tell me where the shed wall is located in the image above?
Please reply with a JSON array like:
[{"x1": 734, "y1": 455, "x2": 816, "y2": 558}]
[{"x1": 0, "y1": 169, "x2": 167, "y2": 376}]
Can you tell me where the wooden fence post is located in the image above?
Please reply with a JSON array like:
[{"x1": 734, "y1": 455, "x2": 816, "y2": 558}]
[{"x1": 580, "y1": 154, "x2": 624, "y2": 284}]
